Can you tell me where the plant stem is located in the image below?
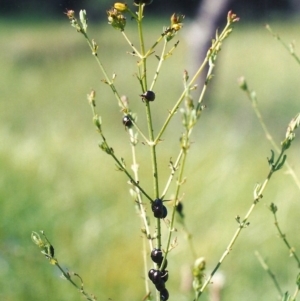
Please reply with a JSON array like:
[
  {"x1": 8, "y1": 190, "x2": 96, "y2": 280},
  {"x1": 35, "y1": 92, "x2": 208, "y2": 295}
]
[
  {"x1": 255, "y1": 251, "x2": 283, "y2": 298},
  {"x1": 129, "y1": 128, "x2": 153, "y2": 249},
  {"x1": 150, "y1": 39, "x2": 167, "y2": 91},
  {"x1": 155, "y1": 20, "x2": 232, "y2": 143},
  {"x1": 55, "y1": 262, "x2": 94, "y2": 301},
  {"x1": 273, "y1": 209, "x2": 300, "y2": 267},
  {"x1": 266, "y1": 25, "x2": 300, "y2": 65},
  {"x1": 137, "y1": 4, "x2": 147, "y2": 91},
  {"x1": 196, "y1": 149, "x2": 286, "y2": 299},
  {"x1": 122, "y1": 31, "x2": 142, "y2": 57},
  {"x1": 160, "y1": 144, "x2": 188, "y2": 270},
  {"x1": 91, "y1": 104, "x2": 153, "y2": 203},
  {"x1": 244, "y1": 87, "x2": 300, "y2": 191},
  {"x1": 136, "y1": 12, "x2": 162, "y2": 301}
]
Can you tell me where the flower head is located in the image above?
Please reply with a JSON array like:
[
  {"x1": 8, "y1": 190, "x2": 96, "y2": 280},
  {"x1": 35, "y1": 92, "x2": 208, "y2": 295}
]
[{"x1": 107, "y1": 7, "x2": 126, "y2": 31}]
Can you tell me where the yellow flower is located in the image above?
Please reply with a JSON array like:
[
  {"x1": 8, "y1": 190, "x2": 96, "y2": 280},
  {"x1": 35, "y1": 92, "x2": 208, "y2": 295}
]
[
  {"x1": 171, "y1": 23, "x2": 182, "y2": 32},
  {"x1": 114, "y1": 2, "x2": 128, "y2": 12}
]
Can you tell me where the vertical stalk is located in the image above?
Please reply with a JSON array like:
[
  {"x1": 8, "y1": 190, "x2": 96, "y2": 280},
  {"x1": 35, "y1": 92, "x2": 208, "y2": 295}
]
[{"x1": 136, "y1": 5, "x2": 161, "y2": 301}]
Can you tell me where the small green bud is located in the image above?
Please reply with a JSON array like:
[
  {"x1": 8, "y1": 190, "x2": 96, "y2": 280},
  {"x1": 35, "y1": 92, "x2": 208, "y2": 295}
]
[
  {"x1": 192, "y1": 257, "x2": 206, "y2": 292},
  {"x1": 92, "y1": 39, "x2": 98, "y2": 55},
  {"x1": 31, "y1": 231, "x2": 44, "y2": 248},
  {"x1": 285, "y1": 113, "x2": 300, "y2": 139},
  {"x1": 269, "y1": 203, "x2": 277, "y2": 214},
  {"x1": 93, "y1": 115, "x2": 101, "y2": 129},
  {"x1": 193, "y1": 257, "x2": 206, "y2": 275},
  {"x1": 87, "y1": 90, "x2": 96, "y2": 107},
  {"x1": 281, "y1": 113, "x2": 300, "y2": 150},
  {"x1": 79, "y1": 9, "x2": 88, "y2": 32},
  {"x1": 42, "y1": 244, "x2": 55, "y2": 259},
  {"x1": 237, "y1": 76, "x2": 248, "y2": 91},
  {"x1": 183, "y1": 70, "x2": 189, "y2": 82}
]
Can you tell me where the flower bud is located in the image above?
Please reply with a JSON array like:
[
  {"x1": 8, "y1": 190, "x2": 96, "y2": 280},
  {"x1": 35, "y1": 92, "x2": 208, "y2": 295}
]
[
  {"x1": 237, "y1": 76, "x2": 248, "y2": 91},
  {"x1": 170, "y1": 13, "x2": 184, "y2": 28},
  {"x1": 92, "y1": 39, "x2": 98, "y2": 55},
  {"x1": 227, "y1": 11, "x2": 239, "y2": 23},
  {"x1": 79, "y1": 10, "x2": 87, "y2": 29},
  {"x1": 114, "y1": 2, "x2": 128, "y2": 12},
  {"x1": 31, "y1": 231, "x2": 44, "y2": 248},
  {"x1": 65, "y1": 9, "x2": 75, "y2": 19},
  {"x1": 107, "y1": 8, "x2": 126, "y2": 31},
  {"x1": 87, "y1": 90, "x2": 96, "y2": 106}
]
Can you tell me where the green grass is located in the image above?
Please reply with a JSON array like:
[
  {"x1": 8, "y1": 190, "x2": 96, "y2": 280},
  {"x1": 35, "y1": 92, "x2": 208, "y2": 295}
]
[{"x1": 1, "y1": 16, "x2": 300, "y2": 301}]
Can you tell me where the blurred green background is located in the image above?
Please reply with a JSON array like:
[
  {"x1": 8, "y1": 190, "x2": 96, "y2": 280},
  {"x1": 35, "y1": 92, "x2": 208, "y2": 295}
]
[{"x1": 1, "y1": 8, "x2": 300, "y2": 301}]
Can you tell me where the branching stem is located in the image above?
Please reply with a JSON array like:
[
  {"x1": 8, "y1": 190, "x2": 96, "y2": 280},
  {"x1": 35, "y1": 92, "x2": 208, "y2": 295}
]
[{"x1": 196, "y1": 147, "x2": 287, "y2": 299}]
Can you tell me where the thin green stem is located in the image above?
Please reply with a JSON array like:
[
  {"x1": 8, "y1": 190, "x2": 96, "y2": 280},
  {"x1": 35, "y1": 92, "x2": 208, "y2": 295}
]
[
  {"x1": 196, "y1": 148, "x2": 286, "y2": 299},
  {"x1": 244, "y1": 87, "x2": 300, "y2": 191},
  {"x1": 91, "y1": 105, "x2": 152, "y2": 203},
  {"x1": 155, "y1": 20, "x2": 233, "y2": 144},
  {"x1": 142, "y1": 235, "x2": 151, "y2": 297},
  {"x1": 144, "y1": 102, "x2": 159, "y2": 198},
  {"x1": 150, "y1": 39, "x2": 168, "y2": 91},
  {"x1": 121, "y1": 31, "x2": 142, "y2": 57},
  {"x1": 136, "y1": 5, "x2": 161, "y2": 257},
  {"x1": 160, "y1": 150, "x2": 183, "y2": 200},
  {"x1": 137, "y1": 4, "x2": 147, "y2": 90},
  {"x1": 266, "y1": 24, "x2": 300, "y2": 65},
  {"x1": 33, "y1": 230, "x2": 95, "y2": 300},
  {"x1": 160, "y1": 51, "x2": 215, "y2": 200},
  {"x1": 160, "y1": 146, "x2": 188, "y2": 271},
  {"x1": 83, "y1": 32, "x2": 150, "y2": 144},
  {"x1": 273, "y1": 210, "x2": 300, "y2": 267},
  {"x1": 128, "y1": 128, "x2": 153, "y2": 250},
  {"x1": 55, "y1": 263, "x2": 95, "y2": 301},
  {"x1": 159, "y1": 58, "x2": 216, "y2": 265},
  {"x1": 144, "y1": 33, "x2": 165, "y2": 58},
  {"x1": 196, "y1": 57, "x2": 215, "y2": 111},
  {"x1": 108, "y1": 138, "x2": 153, "y2": 202},
  {"x1": 55, "y1": 263, "x2": 78, "y2": 288},
  {"x1": 255, "y1": 251, "x2": 283, "y2": 298},
  {"x1": 135, "y1": 4, "x2": 159, "y2": 199}
]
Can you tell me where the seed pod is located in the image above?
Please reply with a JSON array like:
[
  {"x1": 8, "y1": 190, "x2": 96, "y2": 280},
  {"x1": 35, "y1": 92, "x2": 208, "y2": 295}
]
[
  {"x1": 161, "y1": 270, "x2": 169, "y2": 283},
  {"x1": 151, "y1": 248, "x2": 163, "y2": 264},
  {"x1": 162, "y1": 205, "x2": 168, "y2": 218},
  {"x1": 148, "y1": 268, "x2": 156, "y2": 281},
  {"x1": 122, "y1": 115, "x2": 133, "y2": 128},
  {"x1": 160, "y1": 288, "x2": 169, "y2": 301},
  {"x1": 155, "y1": 279, "x2": 165, "y2": 292},
  {"x1": 152, "y1": 270, "x2": 162, "y2": 284},
  {"x1": 140, "y1": 90, "x2": 155, "y2": 102},
  {"x1": 151, "y1": 199, "x2": 164, "y2": 218}
]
